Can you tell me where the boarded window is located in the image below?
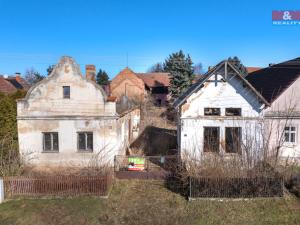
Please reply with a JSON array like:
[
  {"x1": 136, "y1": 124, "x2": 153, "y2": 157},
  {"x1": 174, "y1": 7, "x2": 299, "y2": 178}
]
[
  {"x1": 63, "y1": 86, "x2": 70, "y2": 98},
  {"x1": 225, "y1": 127, "x2": 241, "y2": 153},
  {"x1": 204, "y1": 127, "x2": 220, "y2": 152},
  {"x1": 43, "y1": 132, "x2": 59, "y2": 151},
  {"x1": 225, "y1": 108, "x2": 241, "y2": 116},
  {"x1": 284, "y1": 126, "x2": 296, "y2": 143},
  {"x1": 204, "y1": 108, "x2": 221, "y2": 116},
  {"x1": 78, "y1": 132, "x2": 93, "y2": 151}
]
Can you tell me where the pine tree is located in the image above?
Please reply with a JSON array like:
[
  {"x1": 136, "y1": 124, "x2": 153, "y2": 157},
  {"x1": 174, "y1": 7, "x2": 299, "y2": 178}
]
[
  {"x1": 96, "y1": 69, "x2": 109, "y2": 85},
  {"x1": 164, "y1": 50, "x2": 194, "y2": 100}
]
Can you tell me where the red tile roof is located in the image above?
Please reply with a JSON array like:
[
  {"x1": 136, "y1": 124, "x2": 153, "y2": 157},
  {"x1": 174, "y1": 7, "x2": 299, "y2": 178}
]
[
  {"x1": 246, "y1": 67, "x2": 261, "y2": 73},
  {"x1": 0, "y1": 76, "x2": 17, "y2": 94},
  {"x1": 137, "y1": 72, "x2": 170, "y2": 87}
]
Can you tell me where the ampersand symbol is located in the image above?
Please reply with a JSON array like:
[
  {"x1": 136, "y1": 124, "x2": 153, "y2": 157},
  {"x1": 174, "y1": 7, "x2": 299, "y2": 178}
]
[{"x1": 283, "y1": 11, "x2": 292, "y2": 20}]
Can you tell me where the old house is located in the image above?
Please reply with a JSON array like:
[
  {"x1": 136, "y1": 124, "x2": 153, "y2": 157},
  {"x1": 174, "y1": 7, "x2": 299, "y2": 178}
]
[
  {"x1": 137, "y1": 72, "x2": 170, "y2": 106},
  {"x1": 110, "y1": 68, "x2": 145, "y2": 103},
  {"x1": 17, "y1": 56, "x2": 140, "y2": 168},
  {"x1": 174, "y1": 57, "x2": 300, "y2": 164}
]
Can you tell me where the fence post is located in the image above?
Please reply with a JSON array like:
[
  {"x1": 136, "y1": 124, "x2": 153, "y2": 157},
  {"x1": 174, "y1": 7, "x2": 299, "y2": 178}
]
[{"x1": 0, "y1": 178, "x2": 4, "y2": 203}]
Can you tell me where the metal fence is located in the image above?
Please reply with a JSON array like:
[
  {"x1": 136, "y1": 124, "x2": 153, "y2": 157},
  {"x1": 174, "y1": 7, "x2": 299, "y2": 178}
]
[
  {"x1": 114, "y1": 155, "x2": 178, "y2": 180},
  {"x1": 189, "y1": 176, "x2": 284, "y2": 198},
  {"x1": 3, "y1": 174, "x2": 113, "y2": 198}
]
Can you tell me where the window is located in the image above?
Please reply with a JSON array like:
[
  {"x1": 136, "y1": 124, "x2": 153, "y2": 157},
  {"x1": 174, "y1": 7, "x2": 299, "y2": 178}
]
[
  {"x1": 284, "y1": 126, "x2": 297, "y2": 143},
  {"x1": 63, "y1": 86, "x2": 70, "y2": 98},
  {"x1": 204, "y1": 108, "x2": 221, "y2": 116},
  {"x1": 43, "y1": 132, "x2": 59, "y2": 151},
  {"x1": 225, "y1": 108, "x2": 241, "y2": 116},
  {"x1": 204, "y1": 127, "x2": 220, "y2": 152},
  {"x1": 78, "y1": 132, "x2": 93, "y2": 151},
  {"x1": 225, "y1": 127, "x2": 242, "y2": 153}
]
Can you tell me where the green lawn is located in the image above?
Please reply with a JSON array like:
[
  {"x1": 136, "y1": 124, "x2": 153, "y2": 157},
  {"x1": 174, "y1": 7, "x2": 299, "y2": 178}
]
[{"x1": 0, "y1": 180, "x2": 300, "y2": 225}]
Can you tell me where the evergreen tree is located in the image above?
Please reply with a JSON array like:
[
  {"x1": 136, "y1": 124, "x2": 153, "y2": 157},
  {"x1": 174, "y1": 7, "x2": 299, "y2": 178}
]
[
  {"x1": 228, "y1": 56, "x2": 248, "y2": 77},
  {"x1": 47, "y1": 65, "x2": 55, "y2": 75},
  {"x1": 164, "y1": 50, "x2": 194, "y2": 99},
  {"x1": 96, "y1": 69, "x2": 109, "y2": 85}
]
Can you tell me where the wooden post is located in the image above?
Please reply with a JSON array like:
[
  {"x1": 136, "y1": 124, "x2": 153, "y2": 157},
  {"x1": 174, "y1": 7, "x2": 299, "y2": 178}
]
[{"x1": 0, "y1": 178, "x2": 4, "y2": 203}]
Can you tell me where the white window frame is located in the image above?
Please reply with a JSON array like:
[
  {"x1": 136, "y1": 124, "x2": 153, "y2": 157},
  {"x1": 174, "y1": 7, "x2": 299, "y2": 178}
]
[
  {"x1": 43, "y1": 132, "x2": 59, "y2": 152},
  {"x1": 284, "y1": 125, "x2": 297, "y2": 144},
  {"x1": 77, "y1": 132, "x2": 93, "y2": 151}
]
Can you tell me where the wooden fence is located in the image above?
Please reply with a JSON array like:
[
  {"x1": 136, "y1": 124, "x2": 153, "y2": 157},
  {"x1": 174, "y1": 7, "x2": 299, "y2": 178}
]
[
  {"x1": 3, "y1": 174, "x2": 113, "y2": 198},
  {"x1": 189, "y1": 176, "x2": 284, "y2": 198}
]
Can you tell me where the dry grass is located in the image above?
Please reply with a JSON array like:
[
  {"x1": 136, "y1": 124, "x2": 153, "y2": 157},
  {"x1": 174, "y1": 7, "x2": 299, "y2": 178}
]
[{"x1": 0, "y1": 180, "x2": 300, "y2": 225}]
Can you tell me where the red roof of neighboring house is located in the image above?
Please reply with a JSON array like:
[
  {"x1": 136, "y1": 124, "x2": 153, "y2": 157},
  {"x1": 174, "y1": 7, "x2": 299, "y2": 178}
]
[
  {"x1": 6, "y1": 76, "x2": 30, "y2": 90},
  {"x1": 0, "y1": 76, "x2": 17, "y2": 94},
  {"x1": 246, "y1": 67, "x2": 261, "y2": 73},
  {"x1": 137, "y1": 72, "x2": 170, "y2": 87}
]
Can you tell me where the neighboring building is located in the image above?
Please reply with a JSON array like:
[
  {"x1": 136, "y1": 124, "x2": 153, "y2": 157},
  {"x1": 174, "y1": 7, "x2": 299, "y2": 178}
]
[
  {"x1": 0, "y1": 74, "x2": 30, "y2": 94},
  {"x1": 110, "y1": 68, "x2": 145, "y2": 103},
  {"x1": 174, "y1": 57, "x2": 300, "y2": 164},
  {"x1": 246, "y1": 67, "x2": 261, "y2": 73},
  {"x1": 246, "y1": 58, "x2": 300, "y2": 161},
  {"x1": 17, "y1": 56, "x2": 140, "y2": 168},
  {"x1": 137, "y1": 72, "x2": 170, "y2": 106}
]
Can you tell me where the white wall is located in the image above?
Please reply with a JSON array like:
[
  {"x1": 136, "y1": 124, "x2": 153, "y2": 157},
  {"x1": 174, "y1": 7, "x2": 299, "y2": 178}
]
[
  {"x1": 17, "y1": 56, "x2": 139, "y2": 168},
  {"x1": 179, "y1": 74, "x2": 264, "y2": 162}
]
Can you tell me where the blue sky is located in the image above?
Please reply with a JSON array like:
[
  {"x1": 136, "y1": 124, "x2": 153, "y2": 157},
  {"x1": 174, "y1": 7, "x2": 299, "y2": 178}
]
[{"x1": 0, "y1": 0, "x2": 299, "y2": 78}]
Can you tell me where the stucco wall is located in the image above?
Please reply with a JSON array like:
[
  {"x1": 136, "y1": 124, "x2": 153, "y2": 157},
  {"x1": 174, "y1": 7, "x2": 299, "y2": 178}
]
[
  {"x1": 179, "y1": 74, "x2": 264, "y2": 162},
  {"x1": 264, "y1": 77, "x2": 300, "y2": 160},
  {"x1": 17, "y1": 57, "x2": 140, "y2": 168}
]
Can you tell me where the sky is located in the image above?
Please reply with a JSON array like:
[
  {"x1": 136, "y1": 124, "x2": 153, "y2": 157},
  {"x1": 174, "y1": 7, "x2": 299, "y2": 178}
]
[{"x1": 0, "y1": 0, "x2": 299, "y2": 78}]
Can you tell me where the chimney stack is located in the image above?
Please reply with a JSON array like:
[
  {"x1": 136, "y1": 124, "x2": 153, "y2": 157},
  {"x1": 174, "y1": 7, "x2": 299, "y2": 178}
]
[
  {"x1": 85, "y1": 65, "x2": 96, "y2": 81},
  {"x1": 15, "y1": 72, "x2": 21, "y2": 82}
]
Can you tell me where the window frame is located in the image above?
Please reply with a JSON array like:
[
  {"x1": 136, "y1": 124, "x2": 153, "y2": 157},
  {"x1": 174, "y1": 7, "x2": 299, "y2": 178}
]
[
  {"x1": 77, "y1": 132, "x2": 93, "y2": 152},
  {"x1": 42, "y1": 132, "x2": 59, "y2": 152},
  {"x1": 203, "y1": 126, "x2": 220, "y2": 153},
  {"x1": 225, "y1": 127, "x2": 242, "y2": 154},
  {"x1": 284, "y1": 126, "x2": 297, "y2": 144},
  {"x1": 204, "y1": 108, "x2": 221, "y2": 116},
  {"x1": 225, "y1": 108, "x2": 242, "y2": 116},
  {"x1": 63, "y1": 86, "x2": 70, "y2": 99}
]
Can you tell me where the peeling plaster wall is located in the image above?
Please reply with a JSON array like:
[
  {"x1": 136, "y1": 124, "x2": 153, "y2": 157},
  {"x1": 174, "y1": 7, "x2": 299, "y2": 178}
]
[
  {"x1": 17, "y1": 57, "x2": 140, "y2": 168},
  {"x1": 179, "y1": 74, "x2": 264, "y2": 161}
]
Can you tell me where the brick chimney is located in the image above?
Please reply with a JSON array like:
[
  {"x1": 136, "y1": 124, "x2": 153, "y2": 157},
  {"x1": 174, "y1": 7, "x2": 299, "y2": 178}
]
[
  {"x1": 15, "y1": 72, "x2": 21, "y2": 82},
  {"x1": 85, "y1": 65, "x2": 96, "y2": 81}
]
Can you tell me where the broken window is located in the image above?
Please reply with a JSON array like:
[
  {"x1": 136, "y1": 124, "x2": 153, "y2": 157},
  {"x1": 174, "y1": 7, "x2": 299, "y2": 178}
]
[
  {"x1": 284, "y1": 126, "x2": 297, "y2": 143},
  {"x1": 225, "y1": 127, "x2": 241, "y2": 153},
  {"x1": 204, "y1": 108, "x2": 221, "y2": 116},
  {"x1": 78, "y1": 132, "x2": 93, "y2": 151},
  {"x1": 225, "y1": 108, "x2": 241, "y2": 116},
  {"x1": 63, "y1": 86, "x2": 70, "y2": 99},
  {"x1": 43, "y1": 132, "x2": 59, "y2": 151},
  {"x1": 203, "y1": 127, "x2": 220, "y2": 152}
]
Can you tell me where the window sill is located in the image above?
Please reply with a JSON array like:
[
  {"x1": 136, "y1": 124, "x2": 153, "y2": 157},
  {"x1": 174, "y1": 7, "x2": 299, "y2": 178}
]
[
  {"x1": 42, "y1": 151, "x2": 59, "y2": 153},
  {"x1": 77, "y1": 150, "x2": 93, "y2": 153}
]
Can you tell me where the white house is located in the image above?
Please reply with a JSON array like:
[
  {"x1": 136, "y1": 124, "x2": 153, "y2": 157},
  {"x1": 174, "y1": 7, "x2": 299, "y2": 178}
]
[
  {"x1": 174, "y1": 58, "x2": 300, "y2": 165},
  {"x1": 17, "y1": 56, "x2": 140, "y2": 168}
]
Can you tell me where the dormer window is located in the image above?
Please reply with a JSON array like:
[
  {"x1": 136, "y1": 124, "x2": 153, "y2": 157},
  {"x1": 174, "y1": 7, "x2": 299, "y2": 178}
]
[{"x1": 63, "y1": 86, "x2": 70, "y2": 99}]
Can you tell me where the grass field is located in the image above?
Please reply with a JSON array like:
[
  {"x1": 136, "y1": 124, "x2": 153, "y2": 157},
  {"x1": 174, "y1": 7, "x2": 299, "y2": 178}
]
[{"x1": 0, "y1": 180, "x2": 300, "y2": 225}]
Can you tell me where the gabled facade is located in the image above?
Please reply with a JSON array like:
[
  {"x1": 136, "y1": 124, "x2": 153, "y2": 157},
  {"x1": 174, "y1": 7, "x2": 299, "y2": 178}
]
[
  {"x1": 17, "y1": 56, "x2": 140, "y2": 168},
  {"x1": 174, "y1": 61, "x2": 266, "y2": 162},
  {"x1": 175, "y1": 58, "x2": 300, "y2": 164},
  {"x1": 110, "y1": 68, "x2": 145, "y2": 102}
]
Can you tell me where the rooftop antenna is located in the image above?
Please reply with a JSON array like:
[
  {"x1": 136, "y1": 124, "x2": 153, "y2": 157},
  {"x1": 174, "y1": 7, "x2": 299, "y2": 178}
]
[{"x1": 126, "y1": 52, "x2": 128, "y2": 68}]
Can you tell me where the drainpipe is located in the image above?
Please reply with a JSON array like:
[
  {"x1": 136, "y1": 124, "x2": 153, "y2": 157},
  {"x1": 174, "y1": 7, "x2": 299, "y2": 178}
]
[{"x1": 0, "y1": 178, "x2": 4, "y2": 203}]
